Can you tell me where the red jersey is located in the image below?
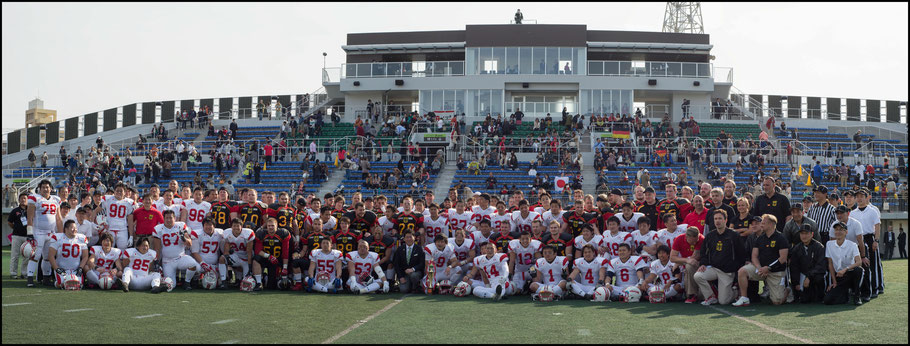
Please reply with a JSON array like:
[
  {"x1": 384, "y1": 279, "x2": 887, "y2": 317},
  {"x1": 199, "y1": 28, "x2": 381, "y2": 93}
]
[{"x1": 133, "y1": 207, "x2": 164, "y2": 236}]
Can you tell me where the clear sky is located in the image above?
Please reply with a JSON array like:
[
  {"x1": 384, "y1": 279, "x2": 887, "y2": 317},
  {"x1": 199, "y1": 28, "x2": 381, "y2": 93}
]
[{"x1": 2, "y1": 2, "x2": 907, "y2": 131}]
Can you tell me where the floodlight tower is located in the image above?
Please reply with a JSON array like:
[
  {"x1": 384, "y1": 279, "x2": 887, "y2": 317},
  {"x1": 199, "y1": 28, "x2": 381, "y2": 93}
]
[{"x1": 662, "y1": 2, "x2": 704, "y2": 34}]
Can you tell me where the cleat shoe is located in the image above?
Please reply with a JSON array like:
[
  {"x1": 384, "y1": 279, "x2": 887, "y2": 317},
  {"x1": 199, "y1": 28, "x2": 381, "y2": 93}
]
[
  {"x1": 861, "y1": 296, "x2": 871, "y2": 303},
  {"x1": 685, "y1": 296, "x2": 697, "y2": 304},
  {"x1": 493, "y1": 285, "x2": 504, "y2": 301},
  {"x1": 150, "y1": 285, "x2": 161, "y2": 294},
  {"x1": 218, "y1": 282, "x2": 227, "y2": 290},
  {"x1": 184, "y1": 283, "x2": 193, "y2": 291},
  {"x1": 853, "y1": 296, "x2": 863, "y2": 306},
  {"x1": 732, "y1": 296, "x2": 751, "y2": 307},
  {"x1": 253, "y1": 283, "x2": 263, "y2": 292},
  {"x1": 42, "y1": 277, "x2": 54, "y2": 287},
  {"x1": 27, "y1": 277, "x2": 35, "y2": 288},
  {"x1": 870, "y1": 293, "x2": 878, "y2": 299}
]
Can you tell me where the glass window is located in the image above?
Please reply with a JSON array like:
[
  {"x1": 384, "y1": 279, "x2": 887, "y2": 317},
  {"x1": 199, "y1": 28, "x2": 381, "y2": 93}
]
[
  {"x1": 533, "y1": 47, "x2": 545, "y2": 74},
  {"x1": 465, "y1": 48, "x2": 476, "y2": 75},
  {"x1": 419, "y1": 90, "x2": 430, "y2": 114},
  {"x1": 372, "y1": 63, "x2": 384, "y2": 77},
  {"x1": 682, "y1": 63, "x2": 697, "y2": 77},
  {"x1": 697, "y1": 63, "x2": 711, "y2": 77},
  {"x1": 588, "y1": 61, "x2": 603, "y2": 75},
  {"x1": 444, "y1": 90, "x2": 455, "y2": 112},
  {"x1": 612, "y1": 90, "x2": 621, "y2": 115},
  {"x1": 455, "y1": 90, "x2": 465, "y2": 115},
  {"x1": 432, "y1": 90, "x2": 444, "y2": 113},
  {"x1": 579, "y1": 90, "x2": 590, "y2": 115},
  {"x1": 619, "y1": 61, "x2": 632, "y2": 75},
  {"x1": 604, "y1": 61, "x2": 619, "y2": 75},
  {"x1": 387, "y1": 62, "x2": 402, "y2": 77},
  {"x1": 575, "y1": 47, "x2": 586, "y2": 75},
  {"x1": 450, "y1": 61, "x2": 464, "y2": 76},
  {"x1": 667, "y1": 62, "x2": 681, "y2": 76},
  {"x1": 357, "y1": 63, "x2": 371, "y2": 78},
  {"x1": 506, "y1": 47, "x2": 519, "y2": 74},
  {"x1": 403, "y1": 62, "x2": 414, "y2": 76},
  {"x1": 493, "y1": 47, "x2": 505, "y2": 74},
  {"x1": 480, "y1": 47, "x2": 492, "y2": 74},
  {"x1": 345, "y1": 64, "x2": 356, "y2": 78},
  {"x1": 546, "y1": 47, "x2": 558, "y2": 74},
  {"x1": 592, "y1": 90, "x2": 602, "y2": 115},
  {"x1": 479, "y1": 90, "x2": 491, "y2": 116},
  {"x1": 621, "y1": 90, "x2": 632, "y2": 115},
  {"x1": 560, "y1": 47, "x2": 573, "y2": 74},
  {"x1": 519, "y1": 47, "x2": 532, "y2": 74}
]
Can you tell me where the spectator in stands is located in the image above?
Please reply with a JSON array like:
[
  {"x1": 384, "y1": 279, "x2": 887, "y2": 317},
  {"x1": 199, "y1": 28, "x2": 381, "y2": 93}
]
[{"x1": 27, "y1": 150, "x2": 36, "y2": 167}]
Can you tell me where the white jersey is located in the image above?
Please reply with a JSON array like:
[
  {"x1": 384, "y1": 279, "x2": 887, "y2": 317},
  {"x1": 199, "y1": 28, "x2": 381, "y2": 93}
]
[
  {"x1": 508, "y1": 239, "x2": 542, "y2": 271},
  {"x1": 448, "y1": 238, "x2": 476, "y2": 262},
  {"x1": 446, "y1": 209, "x2": 475, "y2": 232},
  {"x1": 377, "y1": 216, "x2": 396, "y2": 237},
  {"x1": 122, "y1": 248, "x2": 158, "y2": 275},
  {"x1": 533, "y1": 206, "x2": 547, "y2": 215},
  {"x1": 321, "y1": 217, "x2": 338, "y2": 232},
  {"x1": 28, "y1": 194, "x2": 61, "y2": 232},
  {"x1": 424, "y1": 244, "x2": 456, "y2": 268},
  {"x1": 473, "y1": 253, "x2": 510, "y2": 280},
  {"x1": 490, "y1": 213, "x2": 512, "y2": 231},
  {"x1": 608, "y1": 255, "x2": 648, "y2": 288},
  {"x1": 630, "y1": 230, "x2": 658, "y2": 256},
  {"x1": 649, "y1": 259, "x2": 678, "y2": 285},
  {"x1": 470, "y1": 231, "x2": 494, "y2": 246},
  {"x1": 90, "y1": 245, "x2": 122, "y2": 271},
  {"x1": 573, "y1": 235, "x2": 604, "y2": 253},
  {"x1": 152, "y1": 222, "x2": 191, "y2": 260},
  {"x1": 471, "y1": 206, "x2": 496, "y2": 224},
  {"x1": 656, "y1": 224, "x2": 688, "y2": 249},
  {"x1": 345, "y1": 251, "x2": 380, "y2": 277},
  {"x1": 423, "y1": 215, "x2": 450, "y2": 244},
  {"x1": 100, "y1": 196, "x2": 136, "y2": 230},
  {"x1": 541, "y1": 210, "x2": 566, "y2": 226},
  {"x1": 617, "y1": 212, "x2": 645, "y2": 233},
  {"x1": 535, "y1": 256, "x2": 569, "y2": 284},
  {"x1": 601, "y1": 231, "x2": 632, "y2": 259},
  {"x1": 182, "y1": 200, "x2": 212, "y2": 232},
  {"x1": 223, "y1": 228, "x2": 255, "y2": 259},
  {"x1": 309, "y1": 249, "x2": 343, "y2": 275},
  {"x1": 190, "y1": 228, "x2": 224, "y2": 264},
  {"x1": 154, "y1": 200, "x2": 184, "y2": 216},
  {"x1": 52, "y1": 233, "x2": 88, "y2": 270},
  {"x1": 76, "y1": 220, "x2": 101, "y2": 246},
  {"x1": 510, "y1": 211, "x2": 541, "y2": 233},
  {"x1": 573, "y1": 256, "x2": 609, "y2": 285}
]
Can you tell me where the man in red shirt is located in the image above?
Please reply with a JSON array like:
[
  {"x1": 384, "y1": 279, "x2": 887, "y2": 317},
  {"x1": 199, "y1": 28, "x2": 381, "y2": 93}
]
[
  {"x1": 683, "y1": 195, "x2": 708, "y2": 234},
  {"x1": 264, "y1": 142, "x2": 273, "y2": 164},
  {"x1": 670, "y1": 227, "x2": 704, "y2": 303},
  {"x1": 131, "y1": 193, "x2": 164, "y2": 240}
]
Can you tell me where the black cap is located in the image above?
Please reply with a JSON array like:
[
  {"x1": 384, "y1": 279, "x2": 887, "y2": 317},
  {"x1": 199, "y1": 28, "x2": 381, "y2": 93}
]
[
  {"x1": 791, "y1": 203, "x2": 803, "y2": 211},
  {"x1": 856, "y1": 188, "x2": 870, "y2": 196},
  {"x1": 297, "y1": 198, "x2": 307, "y2": 205},
  {"x1": 802, "y1": 195, "x2": 814, "y2": 203},
  {"x1": 833, "y1": 221, "x2": 848, "y2": 230},
  {"x1": 60, "y1": 202, "x2": 71, "y2": 209},
  {"x1": 751, "y1": 215, "x2": 763, "y2": 223},
  {"x1": 610, "y1": 188, "x2": 625, "y2": 196},
  {"x1": 799, "y1": 224, "x2": 814, "y2": 233},
  {"x1": 843, "y1": 190, "x2": 855, "y2": 196},
  {"x1": 813, "y1": 185, "x2": 828, "y2": 194},
  {"x1": 835, "y1": 205, "x2": 850, "y2": 213},
  {"x1": 644, "y1": 186, "x2": 656, "y2": 194},
  {"x1": 829, "y1": 193, "x2": 840, "y2": 200}
]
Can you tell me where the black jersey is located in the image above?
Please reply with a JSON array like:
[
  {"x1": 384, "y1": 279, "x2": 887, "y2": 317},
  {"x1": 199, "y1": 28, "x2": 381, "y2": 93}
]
[
  {"x1": 490, "y1": 231, "x2": 520, "y2": 254},
  {"x1": 344, "y1": 210, "x2": 378, "y2": 237},
  {"x1": 210, "y1": 200, "x2": 236, "y2": 229},
  {"x1": 541, "y1": 232, "x2": 575, "y2": 257},
  {"x1": 255, "y1": 228, "x2": 291, "y2": 260},
  {"x1": 562, "y1": 211, "x2": 598, "y2": 237},
  {"x1": 235, "y1": 202, "x2": 268, "y2": 229},
  {"x1": 332, "y1": 230, "x2": 361, "y2": 255}
]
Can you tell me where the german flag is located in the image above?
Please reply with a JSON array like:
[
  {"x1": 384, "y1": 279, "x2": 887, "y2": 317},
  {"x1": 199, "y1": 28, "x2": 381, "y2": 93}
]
[{"x1": 612, "y1": 129, "x2": 630, "y2": 139}]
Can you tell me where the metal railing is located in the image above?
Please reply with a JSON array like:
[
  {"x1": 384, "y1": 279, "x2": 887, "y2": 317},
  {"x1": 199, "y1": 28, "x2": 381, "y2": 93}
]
[
  {"x1": 587, "y1": 60, "x2": 712, "y2": 78},
  {"x1": 342, "y1": 61, "x2": 465, "y2": 79}
]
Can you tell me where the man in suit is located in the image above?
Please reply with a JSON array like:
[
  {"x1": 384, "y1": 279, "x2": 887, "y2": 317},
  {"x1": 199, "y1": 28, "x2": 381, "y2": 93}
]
[
  {"x1": 899, "y1": 227, "x2": 907, "y2": 259},
  {"x1": 883, "y1": 226, "x2": 895, "y2": 260},
  {"x1": 394, "y1": 230, "x2": 425, "y2": 293}
]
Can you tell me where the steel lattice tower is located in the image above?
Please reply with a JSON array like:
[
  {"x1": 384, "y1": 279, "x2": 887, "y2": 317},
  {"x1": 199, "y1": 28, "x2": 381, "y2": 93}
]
[{"x1": 662, "y1": 2, "x2": 704, "y2": 34}]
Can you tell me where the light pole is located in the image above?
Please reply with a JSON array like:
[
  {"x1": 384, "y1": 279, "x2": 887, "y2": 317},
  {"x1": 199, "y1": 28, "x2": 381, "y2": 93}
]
[{"x1": 322, "y1": 52, "x2": 327, "y2": 69}]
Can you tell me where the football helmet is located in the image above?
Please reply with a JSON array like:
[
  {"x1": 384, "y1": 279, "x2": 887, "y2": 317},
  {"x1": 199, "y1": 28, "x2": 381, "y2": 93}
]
[
  {"x1": 277, "y1": 276, "x2": 290, "y2": 290},
  {"x1": 98, "y1": 272, "x2": 116, "y2": 290},
  {"x1": 592, "y1": 286, "x2": 610, "y2": 302},
  {"x1": 63, "y1": 273, "x2": 82, "y2": 291},
  {"x1": 95, "y1": 213, "x2": 107, "y2": 228},
  {"x1": 648, "y1": 285, "x2": 666, "y2": 303},
  {"x1": 623, "y1": 286, "x2": 642, "y2": 303},
  {"x1": 201, "y1": 271, "x2": 218, "y2": 290},
  {"x1": 437, "y1": 280, "x2": 453, "y2": 295},
  {"x1": 240, "y1": 276, "x2": 256, "y2": 292},
  {"x1": 453, "y1": 281, "x2": 472, "y2": 297},
  {"x1": 316, "y1": 272, "x2": 332, "y2": 287},
  {"x1": 538, "y1": 285, "x2": 556, "y2": 302},
  {"x1": 162, "y1": 277, "x2": 175, "y2": 292},
  {"x1": 20, "y1": 239, "x2": 37, "y2": 260},
  {"x1": 357, "y1": 271, "x2": 374, "y2": 286}
]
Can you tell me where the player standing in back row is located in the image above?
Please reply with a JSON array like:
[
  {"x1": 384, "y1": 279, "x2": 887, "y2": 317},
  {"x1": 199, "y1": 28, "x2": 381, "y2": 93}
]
[
  {"x1": 98, "y1": 183, "x2": 136, "y2": 249},
  {"x1": 27, "y1": 179, "x2": 62, "y2": 287}
]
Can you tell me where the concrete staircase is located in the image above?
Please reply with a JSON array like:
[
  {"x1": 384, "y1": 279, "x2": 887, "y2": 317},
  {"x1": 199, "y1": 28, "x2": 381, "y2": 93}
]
[
  {"x1": 433, "y1": 164, "x2": 457, "y2": 198},
  {"x1": 316, "y1": 166, "x2": 346, "y2": 197}
]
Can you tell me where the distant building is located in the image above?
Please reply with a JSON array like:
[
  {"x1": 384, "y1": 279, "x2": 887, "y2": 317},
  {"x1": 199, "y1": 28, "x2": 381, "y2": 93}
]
[{"x1": 25, "y1": 98, "x2": 60, "y2": 146}]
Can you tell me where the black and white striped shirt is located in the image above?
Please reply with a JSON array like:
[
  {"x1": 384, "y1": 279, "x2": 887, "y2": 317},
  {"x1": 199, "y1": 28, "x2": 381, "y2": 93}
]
[{"x1": 807, "y1": 202, "x2": 836, "y2": 236}]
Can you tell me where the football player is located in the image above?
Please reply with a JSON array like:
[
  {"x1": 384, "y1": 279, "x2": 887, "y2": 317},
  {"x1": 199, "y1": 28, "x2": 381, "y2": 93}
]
[
  {"x1": 601, "y1": 216, "x2": 633, "y2": 261},
  {"x1": 346, "y1": 240, "x2": 388, "y2": 294},
  {"x1": 391, "y1": 197, "x2": 424, "y2": 244},
  {"x1": 542, "y1": 220, "x2": 574, "y2": 260},
  {"x1": 617, "y1": 201, "x2": 645, "y2": 233},
  {"x1": 508, "y1": 231, "x2": 541, "y2": 295},
  {"x1": 568, "y1": 244, "x2": 609, "y2": 299},
  {"x1": 234, "y1": 189, "x2": 268, "y2": 229},
  {"x1": 636, "y1": 187, "x2": 660, "y2": 231},
  {"x1": 491, "y1": 220, "x2": 519, "y2": 258},
  {"x1": 97, "y1": 183, "x2": 135, "y2": 249},
  {"x1": 333, "y1": 217, "x2": 361, "y2": 256},
  {"x1": 447, "y1": 200, "x2": 474, "y2": 234},
  {"x1": 462, "y1": 241, "x2": 510, "y2": 300},
  {"x1": 190, "y1": 217, "x2": 223, "y2": 286},
  {"x1": 629, "y1": 217, "x2": 658, "y2": 261},
  {"x1": 120, "y1": 237, "x2": 164, "y2": 293},
  {"x1": 423, "y1": 204, "x2": 449, "y2": 246},
  {"x1": 656, "y1": 213, "x2": 688, "y2": 249},
  {"x1": 470, "y1": 219, "x2": 495, "y2": 246},
  {"x1": 251, "y1": 217, "x2": 291, "y2": 291},
  {"x1": 574, "y1": 224, "x2": 604, "y2": 259},
  {"x1": 606, "y1": 243, "x2": 648, "y2": 301},
  {"x1": 344, "y1": 202, "x2": 378, "y2": 238},
  {"x1": 181, "y1": 188, "x2": 212, "y2": 233},
  {"x1": 219, "y1": 218, "x2": 255, "y2": 288},
  {"x1": 48, "y1": 220, "x2": 88, "y2": 289},
  {"x1": 330, "y1": 196, "x2": 347, "y2": 221},
  {"x1": 377, "y1": 205, "x2": 397, "y2": 237},
  {"x1": 532, "y1": 193, "x2": 551, "y2": 215},
  {"x1": 511, "y1": 200, "x2": 541, "y2": 234},
  {"x1": 423, "y1": 234, "x2": 458, "y2": 293},
  {"x1": 541, "y1": 199, "x2": 565, "y2": 227},
  {"x1": 266, "y1": 192, "x2": 298, "y2": 236},
  {"x1": 154, "y1": 189, "x2": 184, "y2": 217},
  {"x1": 85, "y1": 232, "x2": 123, "y2": 288},
  {"x1": 470, "y1": 193, "x2": 496, "y2": 227},
  {"x1": 318, "y1": 205, "x2": 339, "y2": 233},
  {"x1": 26, "y1": 179, "x2": 63, "y2": 287},
  {"x1": 152, "y1": 210, "x2": 199, "y2": 290},
  {"x1": 490, "y1": 201, "x2": 512, "y2": 231},
  {"x1": 642, "y1": 245, "x2": 683, "y2": 301},
  {"x1": 447, "y1": 228, "x2": 475, "y2": 283},
  {"x1": 307, "y1": 238, "x2": 343, "y2": 293},
  {"x1": 209, "y1": 188, "x2": 238, "y2": 230},
  {"x1": 530, "y1": 245, "x2": 569, "y2": 300},
  {"x1": 561, "y1": 200, "x2": 598, "y2": 238},
  {"x1": 363, "y1": 221, "x2": 396, "y2": 285},
  {"x1": 656, "y1": 184, "x2": 693, "y2": 230}
]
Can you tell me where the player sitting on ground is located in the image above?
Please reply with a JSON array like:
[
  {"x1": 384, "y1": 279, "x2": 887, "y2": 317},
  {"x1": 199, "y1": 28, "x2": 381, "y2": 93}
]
[
  {"x1": 120, "y1": 237, "x2": 164, "y2": 293},
  {"x1": 307, "y1": 238, "x2": 343, "y2": 293},
  {"x1": 190, "y1": 217, "x2": 223, "y2": 288},
  {"x1": 508, "y1": 230, "x2": 542, "y2": 295},
  {"x1": 447, "y1": 228, "x2": 475, "y2": 283},
  {"x1": 461, "y1": 241, "x2": 510, "y2": 300},
  {"x1": 346, "y1": 240, "x2": 389, "y2": 294},
  {"x1": 423, "y1": 234, "x2": 458, "y2": 294},
  {"x1": 251, "y1": 217, "x2": 291, "y2": 291},
  {"x1": 48, "y1": 220, "x2": 88, "y2": 290},
  {"x1": 530, "y1": 245, "x2": 569, "y2": 300},
  {"x1": 601, "y1": 216, "x2": 632, "y2": 261},
  {"x1": 606, "y1": 243, "x2": 648, "y2": 301},
  {"x1": 574, "y1": 223, "x2": 604, "y2": 259},
  {"x1": 630, "y1": 217, "x2": 658, "y2": 262},
  {"x1": 641, "y1": 245, "x2": 684, "y2": 302},
  {"x1": 85, "y1": 232, "x2": 123, "y2": 289},
  {"x1": 152, "y1": 209, "x2": 199, "y2": 291},
  {"x1": 568, "y1": 244, "x2": 609, "y2": 300},
  {"x1": 219, "y1": 218, "x2": 255, "y2": 289}
]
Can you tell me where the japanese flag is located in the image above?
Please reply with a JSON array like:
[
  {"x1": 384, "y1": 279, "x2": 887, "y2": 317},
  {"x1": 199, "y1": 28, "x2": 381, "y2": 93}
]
[{"x1": 555, "y1": 176, "x2": 570, "y2": 192}]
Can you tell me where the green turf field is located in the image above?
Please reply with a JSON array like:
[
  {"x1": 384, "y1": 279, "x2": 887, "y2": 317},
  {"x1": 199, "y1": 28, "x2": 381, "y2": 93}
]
[{"x1": 1, "y1": 247, "x2": 906, "y2": 344}]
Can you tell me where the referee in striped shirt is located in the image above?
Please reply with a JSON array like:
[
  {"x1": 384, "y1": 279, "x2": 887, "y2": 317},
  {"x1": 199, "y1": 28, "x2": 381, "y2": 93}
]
[{"x1": 807, "y1": 185, "x2": 836, "y2": 244}]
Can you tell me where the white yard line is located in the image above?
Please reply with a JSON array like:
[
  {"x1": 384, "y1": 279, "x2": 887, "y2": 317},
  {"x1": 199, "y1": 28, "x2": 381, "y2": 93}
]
[
  {"x1": 321, "y1": 296, "x2": 408, "y2": 344},
  {"x1": 2, "y1": 302, "x2": 32, "y2": 307},
  {"x1": 63, "y1": 308, "x2": 94, "y2": 312},
  {"x1": 133, "y1": 313, "x2": 163, "y2": 319},
  {"x1": 211, "y1": 319, "x2": 238, "y2": 325},
  {"x1": 220, "y1": 340, "x2": 239, "y2": 344},
  {"x1": 709, "y1": 305, "x2": 816, "y2": 344},
  {"x1": 3, "y1": 291, "x2": 66, "y2": 298}
]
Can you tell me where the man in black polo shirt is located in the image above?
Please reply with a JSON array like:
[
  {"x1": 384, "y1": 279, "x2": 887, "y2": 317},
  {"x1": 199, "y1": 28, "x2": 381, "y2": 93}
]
[
  {"x1": 693, "y1": 209, "x2": 745, "y2": 305},
  {"x1": 7, "y1": 193, "x2": 30, "y2": 278},
  {"x1": 733, "y1": 214, "x2": 789, "y2": 306},
  {"x1": 751, "y1": 176, "x2": 790, "y2": 233},
  {"x1": 705, "y1": 187, "x2": 737, "y2": 233}
]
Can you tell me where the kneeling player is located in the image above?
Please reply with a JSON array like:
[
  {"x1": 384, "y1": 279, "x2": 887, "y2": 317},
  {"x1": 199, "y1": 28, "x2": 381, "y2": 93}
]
[
  {"x1": 423, "y1": 234, "x2": 458, "y2": 293},
  {"x1": 605, "y1": 243, "x2": 648, "y2": 301},
  {"x1": 85, "y1": 232, "x2": 123, "y2": 288},
  {"x1": 307, "y1": 238, "x2": 343, "y2": 293},
  {"x1": 153, "y1": 210, "x2": 199, "y2": 291},
  {"x1": 568, "y1": 244, "x2": 609, "y2": 299},
  {"x1": 120, "y1": 237, "x2": 164, "y2": 293},
  {"x1": 508, "y1": 231, "x2": 542, "y2": 295},
  {"x1": 191, "y1": 217, "x2": 224, "y2": 287},
  {"x1": 220, "y1": 218, "x2": 255, "y2": 289},
  {"x1": 642, "y1": 245, "x2": 683, "y2": 302},
  {"x1": 529, "y1": 245, "x2": 569, "y2": 300},
  {"x1": 447, "y1": 228, "x2": 475, "y2": 283},
  {"x1": 462, "y1": 241, "x2": 510, "y2": 300},
  {"x1": 346, "y1": 240, "x2": 389, "y2": 294},
  {"x1": 49, "y1": 220, "x2": 89, "y2": 289},
  {"x1": 251, "y1": 217, "x2": 291, "y2": 291}
]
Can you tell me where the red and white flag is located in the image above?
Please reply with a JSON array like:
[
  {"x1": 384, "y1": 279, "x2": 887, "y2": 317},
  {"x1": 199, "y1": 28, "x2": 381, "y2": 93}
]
[{"x1": 555, "y1": 176, "x2": 570, "y2": 192}]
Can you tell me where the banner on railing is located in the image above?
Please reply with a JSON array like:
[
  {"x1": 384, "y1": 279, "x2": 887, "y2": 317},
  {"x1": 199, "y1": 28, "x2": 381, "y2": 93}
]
[{"x1": 598, "y1": 123, "x2": 631, "y2": 139}]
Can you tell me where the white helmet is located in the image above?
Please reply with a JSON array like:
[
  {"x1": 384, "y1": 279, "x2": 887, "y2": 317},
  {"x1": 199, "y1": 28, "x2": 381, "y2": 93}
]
[
  {"x1": 437, "y1": 280, "x2": 453, "y2": 295},
  {"x1": 64, "y1": 273, "x2": 82, "y2": 291},
  {"x1": 201, "y1": 271, "x2": 218, "y2": 290},
  {"x1": 592, "y1": 286, "x2": 610, "y2": 302},
  {"x1": 538, "y1": 285, "x2": 556, "y2": 302},
  {"x1": 20, "y1": 239, "x2": 36, "y2": 260},
  {"x1": 240, "y1": 276, "x2": 257, "y2": 292},
  {"x1": 648, "y1": 285, "x2": 666, "y2": 303},
  {"x1": 163, "y1": 277, "x2": 175, "y2": 292},
  {"x1": 623, "y1": 286, "x2": 642, "y2": 303},
  {"x1": 98, "y1": 272, "x2": 116, "y2": 290},
  {"x1": 453, "y1": 281, "x2": 472, "y2": 297}
]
